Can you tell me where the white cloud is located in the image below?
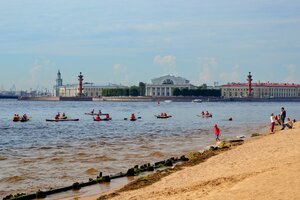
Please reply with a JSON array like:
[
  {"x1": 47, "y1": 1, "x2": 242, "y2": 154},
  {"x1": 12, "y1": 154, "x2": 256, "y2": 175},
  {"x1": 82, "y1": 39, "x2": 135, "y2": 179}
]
[
  {"x1": 24, "y1": 58, "x2": 55, "y2": 90},
  {"x1": 219, "y1": 65, "x2": 240, "y2": 82},
  {"x1": 284, "y1": 64, "x2": 298, "y2": 83},
  {"x1": 153, "y1": 55, "x2": 177, "y2": 75},
  {"x1": 198, "y1": 57, "x2": 218, "y2": 83}
]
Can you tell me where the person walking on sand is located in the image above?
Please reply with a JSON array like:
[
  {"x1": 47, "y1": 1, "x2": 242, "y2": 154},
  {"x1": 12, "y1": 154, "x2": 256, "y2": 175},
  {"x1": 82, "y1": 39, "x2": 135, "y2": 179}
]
[
  {"x1": 270, "y1": 113, "x2": 276, "y2": 133},
  {"x1": 214, "y1": 124, "x2": 220, "y2": 142},
  {"x1": 280, "y1": 107, "x2": 286, "y2": 130}
]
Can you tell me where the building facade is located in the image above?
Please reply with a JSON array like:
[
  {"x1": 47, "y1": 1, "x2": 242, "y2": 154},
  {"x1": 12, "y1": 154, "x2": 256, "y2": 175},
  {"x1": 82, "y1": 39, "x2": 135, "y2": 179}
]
[
  {"x1": 53, "y1": 71, "x2": 128, "y2": 97},
  {"x1": 145, "y1": 75, "x2": 196, "y2": 96},
  {"x1": 53, "y1": 70, "x2": 63, "y2": 97},
  {"x1": 221, "y1": 83, "x2": 300, "y2": 98}
]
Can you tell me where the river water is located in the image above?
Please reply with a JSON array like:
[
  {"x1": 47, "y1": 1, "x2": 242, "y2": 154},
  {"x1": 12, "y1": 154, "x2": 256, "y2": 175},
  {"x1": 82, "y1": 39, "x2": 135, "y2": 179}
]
[{"x1": 0, "y1": 99, "x2": 299, "y2": 198}]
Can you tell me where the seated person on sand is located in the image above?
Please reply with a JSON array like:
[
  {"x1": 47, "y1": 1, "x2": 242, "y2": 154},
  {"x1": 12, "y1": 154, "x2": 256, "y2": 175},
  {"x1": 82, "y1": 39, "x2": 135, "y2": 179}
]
[{"x1": 284, "y1": 118, "x2": 293, "y2": 129}]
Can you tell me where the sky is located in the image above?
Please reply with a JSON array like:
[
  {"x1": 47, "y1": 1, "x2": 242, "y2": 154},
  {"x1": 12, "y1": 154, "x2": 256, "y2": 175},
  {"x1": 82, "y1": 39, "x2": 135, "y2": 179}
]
[{"x1": 0, "y1": 0, "x2": 299, "y2": 91}]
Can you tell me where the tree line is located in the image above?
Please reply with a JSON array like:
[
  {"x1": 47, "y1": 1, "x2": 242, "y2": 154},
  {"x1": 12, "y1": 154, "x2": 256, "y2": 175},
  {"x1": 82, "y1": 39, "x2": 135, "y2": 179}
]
[
  {"x1": 101, "y1": 82, "x2": 145, "y2": 97},
  {"x1": 172, "y1": 88, "x2": 221, "y2": 97}
]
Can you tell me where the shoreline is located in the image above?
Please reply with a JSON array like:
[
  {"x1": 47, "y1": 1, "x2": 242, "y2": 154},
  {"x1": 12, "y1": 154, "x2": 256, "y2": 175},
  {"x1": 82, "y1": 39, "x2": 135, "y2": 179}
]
[
  {"x1": 15, "y1": 96, "x2": 300, "y2": 102},
  {"x1": 81, "y1": 122, "x2": 300, "y2": 200}
]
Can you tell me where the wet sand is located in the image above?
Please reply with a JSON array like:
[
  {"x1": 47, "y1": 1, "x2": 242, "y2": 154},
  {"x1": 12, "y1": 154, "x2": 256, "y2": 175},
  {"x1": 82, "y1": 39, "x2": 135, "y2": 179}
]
[{"x1": 84, "y1": 122, "x2": 300, "y2": 200}]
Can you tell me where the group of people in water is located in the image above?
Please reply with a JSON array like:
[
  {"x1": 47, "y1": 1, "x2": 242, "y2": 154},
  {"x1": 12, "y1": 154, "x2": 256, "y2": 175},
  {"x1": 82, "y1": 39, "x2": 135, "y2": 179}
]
[
  {"x1": 13, "y1": 114, "x2": 28, "y2": 122},
  {"x1": 270, "y1": 107, "x2": 294, "y2": 133}
]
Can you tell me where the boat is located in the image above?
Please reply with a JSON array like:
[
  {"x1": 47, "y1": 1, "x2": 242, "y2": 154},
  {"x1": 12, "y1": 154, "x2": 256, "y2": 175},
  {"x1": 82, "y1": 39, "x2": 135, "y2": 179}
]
[
  {"x1": 197, "y1": 114, "x2": 213, "y2": 118},
  {"x1": 46, "y1": 118, "x2": 79, "y2": 122},
  {"x1": 192, "y1": 99, "x2": 202, "y2": 103},
  {"x1": 156, "y1": 115, "x2": 172, "y2": 119},
  {"x1": 20, "y1": 119, "x2": 30, "y2": 122},
  {"x1": 93, "y1": 118, "x2": 112, "y2": 121}
]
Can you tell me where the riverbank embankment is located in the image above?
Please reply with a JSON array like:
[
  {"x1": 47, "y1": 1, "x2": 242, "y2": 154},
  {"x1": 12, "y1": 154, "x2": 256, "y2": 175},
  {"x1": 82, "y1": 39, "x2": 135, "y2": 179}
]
[{"x1": 87, "y1": 122, "x2": 300, "y2": 200}]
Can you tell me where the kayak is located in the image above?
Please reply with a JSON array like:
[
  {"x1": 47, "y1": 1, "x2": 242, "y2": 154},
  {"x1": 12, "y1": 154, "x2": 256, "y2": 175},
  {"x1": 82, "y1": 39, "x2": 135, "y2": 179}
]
[
  {"x1": 94, "y1": 118, "x2": 112, "y2": 121},
  {"x1": 197, "y1": 114, "x2": 213, "y2": 118},
  {"x1": 156, "y1": 115, "x2": 172, "y2": 119},
  {"x1": 13, "y1": 118, "x2": 29, "y2": 122},
  {"x1": 124, "y1": 117, "x2": 141, "y2": 121},
  {"x1": 46, "y1": 118, "x2": 79, "y2": 122}
]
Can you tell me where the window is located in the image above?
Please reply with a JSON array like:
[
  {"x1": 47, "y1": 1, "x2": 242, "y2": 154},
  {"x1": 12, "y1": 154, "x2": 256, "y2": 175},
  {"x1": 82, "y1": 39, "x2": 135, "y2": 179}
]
[{"x1": 162, "y1": 79, "x2": 174, "y2": 85}]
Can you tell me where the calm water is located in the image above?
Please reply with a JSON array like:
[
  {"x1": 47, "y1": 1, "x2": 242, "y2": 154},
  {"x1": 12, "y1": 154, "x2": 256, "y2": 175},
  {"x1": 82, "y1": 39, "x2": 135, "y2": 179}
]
[{"x1": 0, "y1": 99, "x2": 299, "y2": 198}]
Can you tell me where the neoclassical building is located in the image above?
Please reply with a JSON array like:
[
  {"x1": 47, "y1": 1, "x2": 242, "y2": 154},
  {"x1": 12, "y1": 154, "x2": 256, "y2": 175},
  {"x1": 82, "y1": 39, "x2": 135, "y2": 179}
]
[
  {"x1": 53, "y1": 71, "x2": 127, "y2": 97},
  {"x1": 221, "y1": 83, "x2": 300, "y2": 98},
  {"x1": 145, "y1": 75, "x2": 196, "y2": 96}
]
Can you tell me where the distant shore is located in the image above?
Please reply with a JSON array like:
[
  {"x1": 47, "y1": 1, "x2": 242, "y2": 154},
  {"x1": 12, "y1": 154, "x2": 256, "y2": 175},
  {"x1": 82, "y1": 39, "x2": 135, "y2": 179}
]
[
  {"x1": 16, "y1": 96, "x2": 300, "y2": 102},
  {"x1": 82, "y1": 122, "x2": 300, "y2": 200}
]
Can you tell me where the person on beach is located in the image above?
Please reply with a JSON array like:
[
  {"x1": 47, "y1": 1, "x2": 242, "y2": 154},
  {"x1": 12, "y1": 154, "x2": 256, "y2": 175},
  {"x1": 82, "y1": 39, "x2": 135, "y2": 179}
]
[
  {"x1": 270, "y1": 113, "x2": 276, "y2": 133},
  {"x1": 214, "y1": 124, "x2": 220, "y2": 142},
  {"x1": 280, "y1": 107, "x2": 286, "y2": 130},
  {"x1": 284, "y1": 118, "x2": 293, "y2": 129}
]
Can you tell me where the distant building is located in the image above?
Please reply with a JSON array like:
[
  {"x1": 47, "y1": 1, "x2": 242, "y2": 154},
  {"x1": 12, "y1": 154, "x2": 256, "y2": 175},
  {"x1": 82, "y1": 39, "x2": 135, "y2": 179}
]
[
  {"x1": 53, "y1": 70, "x2": 127, "y2": 97},
  {"x1": 221, "y1": 73, "x2": 300, "y2": 98},
  {"x1": 145, "y1": 75, "x2": 196, "y2": 96},
  {"x1": 58, "y1": 83, "x2": 128, "y2": 97},
  {"x1": 53, "y1": 70, "x2": 63, "y2": 97}
]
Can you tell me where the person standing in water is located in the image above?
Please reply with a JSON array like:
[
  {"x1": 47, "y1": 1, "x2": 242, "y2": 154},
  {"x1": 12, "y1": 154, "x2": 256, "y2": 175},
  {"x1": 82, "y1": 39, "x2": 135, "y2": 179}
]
[{"x1": 214, "y1": 124, "x2": 220, "y2": 142}]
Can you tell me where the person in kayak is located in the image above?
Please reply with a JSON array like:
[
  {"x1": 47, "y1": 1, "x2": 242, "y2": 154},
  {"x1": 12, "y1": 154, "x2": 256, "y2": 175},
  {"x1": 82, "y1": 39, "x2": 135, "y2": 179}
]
[
  {"x1": 105, "y1": 113, "x2": 110, "y2": 120},
  {"x1": 21, "y1": 114, "x2": 27, "y2": 121},
  {"x1": 91, "y1": 109, "x2": 94, "y2": 114},
  {"x1": 98, "y1": 110, "x2": 102, "y2": 115},
  {"x1": 55, "y1": 112, "x2": 60, "y2": 120},
  {"x1": 13, "y1": 114, "x2": 19, "y2": 121},
  {"x1": 206, "y1": 111, "x2": 210, "y2": 116},
  {"x1": 95, "y1": 114, "x2": 101, "y2": 121},
  {"x1": 202, "y1": 111, "x2": 205, "y2": 117},
  {"x1": 160, "y1": 112, "x2": 164, "y2": 117},
  {"x1": 164, "y1": 112, "x2": 168, "y2": 117},
  {"x1": 130, "y1": 113, "x2": 136, "y2": 120},
  {"x1": 61, "y1": 113, "x2": 67, "y2": 119}
]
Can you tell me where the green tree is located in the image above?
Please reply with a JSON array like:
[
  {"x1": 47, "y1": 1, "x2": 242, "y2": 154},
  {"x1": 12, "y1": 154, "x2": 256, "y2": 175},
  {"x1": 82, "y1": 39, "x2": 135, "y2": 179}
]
[
  {"x1": 173, "y1": 88, "x2": 181, "y2": 96},
  {"x1": 138, "y1": 82, "x2": 146, "y2": 96}
]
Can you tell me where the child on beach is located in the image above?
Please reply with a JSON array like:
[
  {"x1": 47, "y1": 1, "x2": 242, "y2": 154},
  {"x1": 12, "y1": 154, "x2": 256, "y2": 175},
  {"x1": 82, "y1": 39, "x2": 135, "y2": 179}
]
[
  {"x1": 214, "y1": 124, "x2": 220, "y2": 142},
  {"x1": 270, "y1": 113, "x2": 276, "y2": 133}
]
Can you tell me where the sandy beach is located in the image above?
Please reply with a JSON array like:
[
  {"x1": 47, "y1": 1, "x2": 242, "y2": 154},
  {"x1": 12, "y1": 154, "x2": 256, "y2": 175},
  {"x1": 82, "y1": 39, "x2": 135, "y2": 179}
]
[{"x1": 83, "y1": 122, "x2": 300, "y2": 200}]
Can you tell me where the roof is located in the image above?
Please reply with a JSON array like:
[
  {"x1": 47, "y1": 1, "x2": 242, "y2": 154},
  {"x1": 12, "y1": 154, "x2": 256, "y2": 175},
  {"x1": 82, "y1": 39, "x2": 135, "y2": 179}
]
[{"x1": 222, "y1": 83, "x2": 300, "y2": 87}]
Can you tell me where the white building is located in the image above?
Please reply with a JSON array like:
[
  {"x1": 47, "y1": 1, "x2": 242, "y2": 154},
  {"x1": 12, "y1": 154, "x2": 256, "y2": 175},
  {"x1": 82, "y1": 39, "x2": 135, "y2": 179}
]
[
  {"x1": 145, "y1": 75, "x2": 196, "y2": 96},
  {"x1": 221, "y1": 83, "x2": 300, "y2": 98},
  {"x1": 53, "y1": 71, "x2": 128, "y2": 97}
]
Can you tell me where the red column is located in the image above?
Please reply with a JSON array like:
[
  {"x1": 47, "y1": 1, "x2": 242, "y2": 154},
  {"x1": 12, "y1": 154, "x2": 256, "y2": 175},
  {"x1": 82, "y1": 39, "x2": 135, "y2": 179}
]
[
  {"x1": 247, "y1": 72, "x2": 252, "y2": 96},
  {"x1": 78, "y1": 72, "x2": 84, "y2": 96}
]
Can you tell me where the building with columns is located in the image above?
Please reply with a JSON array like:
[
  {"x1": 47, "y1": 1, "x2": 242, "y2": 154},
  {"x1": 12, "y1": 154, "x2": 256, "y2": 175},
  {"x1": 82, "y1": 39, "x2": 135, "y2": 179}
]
[
  {"x1": 53, "y1": 71, "x2": 127, "y2": 97},
  {"x1": 145, "y1": 75, "x2": 196, "y2": 96},
  {"x1": 221, "y1": 73, "x2": 300, "y2": 98}
]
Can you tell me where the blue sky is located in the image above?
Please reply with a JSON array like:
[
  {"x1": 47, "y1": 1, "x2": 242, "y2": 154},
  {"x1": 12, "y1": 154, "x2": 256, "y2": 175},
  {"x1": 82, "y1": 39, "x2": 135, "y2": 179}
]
[{"x1": 0, "y1": 0, "x2": 299, "y2": 91}]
